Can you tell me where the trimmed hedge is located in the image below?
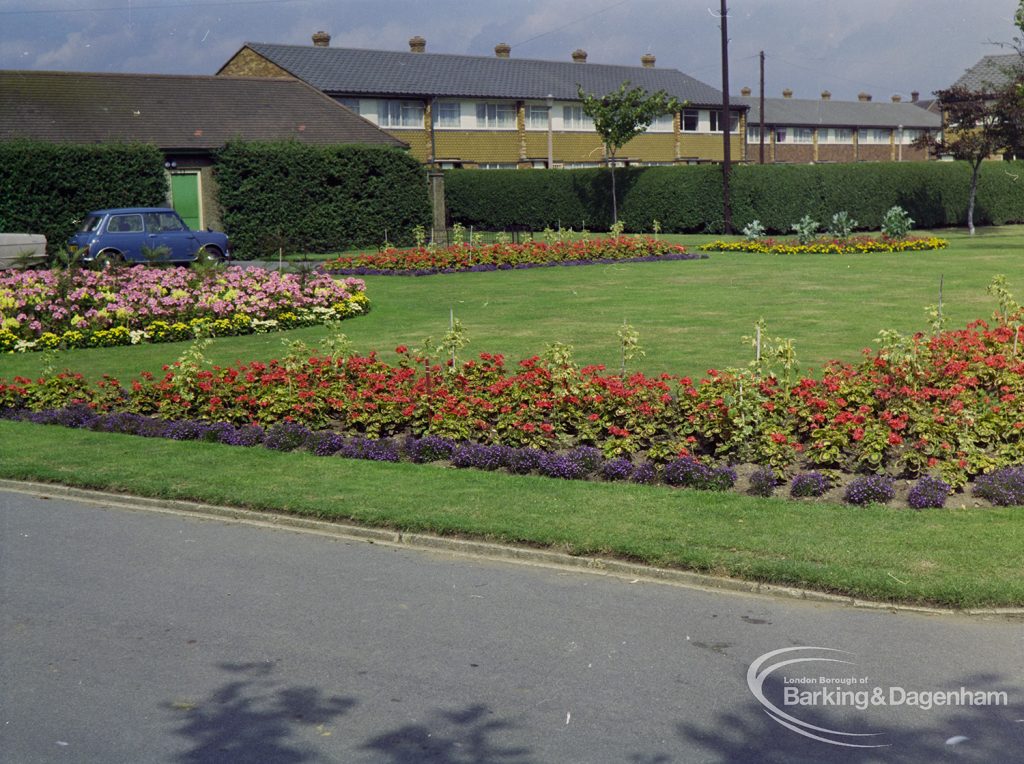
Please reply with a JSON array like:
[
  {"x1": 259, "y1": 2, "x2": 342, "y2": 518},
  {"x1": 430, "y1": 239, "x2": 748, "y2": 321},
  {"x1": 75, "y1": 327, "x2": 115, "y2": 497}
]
[
  {"x1": 0, "y1": 141, "x2": 167, "y2": 250},
  {"x1": 214, "y1": 141, "x2": 431, "y2": 259},
  {"x1": 446, "y1": 161, "x2": 1024, "y2": 233}
]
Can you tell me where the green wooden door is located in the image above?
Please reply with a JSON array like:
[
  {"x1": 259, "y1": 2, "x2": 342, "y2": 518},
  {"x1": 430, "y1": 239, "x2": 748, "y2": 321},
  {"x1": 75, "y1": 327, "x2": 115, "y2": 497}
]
[{"x1": 169, "y1": 172, "x2": 201, "y2": 230}]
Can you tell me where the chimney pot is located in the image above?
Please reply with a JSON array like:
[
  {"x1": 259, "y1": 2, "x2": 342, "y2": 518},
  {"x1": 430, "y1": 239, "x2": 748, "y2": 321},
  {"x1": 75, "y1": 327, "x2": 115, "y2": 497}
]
[
  {"x1": 494, "y1": 42, "x2": 511, "y2": 58},
  {"x1": 911, "y1": 90, "x2": 920, "y2": 102},
  {"x1": 409, "y1": 35, "x2": 426, "y2": 53},
  {"x1": 641, "y1": 52, "x2": 656, "y2": 68},
  {"x1": 891, "y1": 94, "x2": 902, "y2": 102},
  {"x1": 858, "y1": 91, "x2": 872, "y2": 102},
  {"x1": 821, "y1": 90, "x2": 831, "y2": 100},
  {"x1": 311, "y1": 30, "x2": 330, "y2": 47},
  {"x1": 571, "y1": 48, "x2": 588, "y2": 63},
  {"x1": 782, "y1": 88, "x2": 793, "y2": 99},
  {"x1": 740, "y1": 86, "x2": 752, "y2": 96}
]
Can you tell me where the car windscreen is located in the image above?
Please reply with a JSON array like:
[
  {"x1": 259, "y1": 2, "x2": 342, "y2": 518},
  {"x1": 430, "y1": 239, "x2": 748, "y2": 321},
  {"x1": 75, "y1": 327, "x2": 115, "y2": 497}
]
[{"x1": 79, "y1": 215, "x2": 103, "y2": 233}]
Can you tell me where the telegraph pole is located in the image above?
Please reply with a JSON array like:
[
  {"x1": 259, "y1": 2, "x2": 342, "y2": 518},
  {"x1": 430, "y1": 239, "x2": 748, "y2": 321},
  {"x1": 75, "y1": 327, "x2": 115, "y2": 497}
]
[
  {"x1": 719, "y1": 0, "x2": 732, "y2": 233},
  {"x1": 759, "y1": 50, "x2": 766, "y2": 164}
]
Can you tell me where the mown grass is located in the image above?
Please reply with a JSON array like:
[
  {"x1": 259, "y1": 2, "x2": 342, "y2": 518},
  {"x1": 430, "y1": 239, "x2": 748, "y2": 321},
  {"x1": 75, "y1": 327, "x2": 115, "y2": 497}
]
[
  {"x1": 1, "y1": 420, "x2": 1020, "y2": 608},
  {"x1": 4, "y1": 226, "x2": 1023, "y2": 384},
  {"x1": 2, "y1": 226, "x2": 1024, "y2": 608}
]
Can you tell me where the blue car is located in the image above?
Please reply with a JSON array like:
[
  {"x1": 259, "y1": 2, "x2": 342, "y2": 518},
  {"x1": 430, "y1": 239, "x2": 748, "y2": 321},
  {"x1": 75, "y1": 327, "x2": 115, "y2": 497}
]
[{"x1": 67, "y1": 207, "x2": 231, "y2": 266}]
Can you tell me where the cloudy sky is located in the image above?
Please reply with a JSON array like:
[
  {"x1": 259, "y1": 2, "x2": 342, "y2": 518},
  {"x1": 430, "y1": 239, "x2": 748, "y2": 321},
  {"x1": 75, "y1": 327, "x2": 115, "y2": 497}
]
[{"x1": 0, "y1": 0, "x2": 1018, "y2": 101}]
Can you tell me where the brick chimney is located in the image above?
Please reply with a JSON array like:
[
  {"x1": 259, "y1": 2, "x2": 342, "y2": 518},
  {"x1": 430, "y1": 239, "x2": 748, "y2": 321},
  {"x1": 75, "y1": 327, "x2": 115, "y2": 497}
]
[
  {"x1": 911, "y1": 90, "x2": 920, "y2": 103},
  {"x1": 782, "y1": 88, "x2": 793, "y2": 99},
  {"x1": 891, "y1": 94, "x2": 902, "y2": 102},
  {"x1": 494, "y1": 42, "x2": 511, "y2": 58},
  {"x1": 409, "y1": 35, "x2": 426, "y2": 53},
  {"x1": 740, "y1": 86, "x2": 752, "y2": 96},
  {"x1": 572, "y1": 48, "x2": 588, "y2": 63},
  {"x1": 858, "y1": 92, "x2": 872, "y2": 102},
  {"x1": 311, "y1": 30, "x2": 330, "y2": 47},
  {"x1": 641, "y1": 53, "x2": 656, "y2": 68},
  {"x1": 821, "y1": 90, "x2": 831, "y2": 101}
]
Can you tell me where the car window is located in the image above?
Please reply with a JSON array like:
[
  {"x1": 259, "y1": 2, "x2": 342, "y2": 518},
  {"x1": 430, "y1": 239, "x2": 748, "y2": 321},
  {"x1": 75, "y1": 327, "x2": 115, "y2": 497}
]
[
  {"x1": 144, "y1": 212, "x2": 186, "y2": 233},
  {"x1": 109, "y1": 214, "x2": 144, "y2": 233},
  {"x1": 79, "y1": 215, "x2": 102, "y2": 233}
]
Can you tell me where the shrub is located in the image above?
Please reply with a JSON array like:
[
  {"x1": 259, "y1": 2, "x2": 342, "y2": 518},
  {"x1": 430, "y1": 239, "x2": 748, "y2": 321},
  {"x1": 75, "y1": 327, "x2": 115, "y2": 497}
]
[
  {"x1": 742, "y1": 220, "x2": 766, "y2": 240},
  {"x1": 907, "y1": 475, "x2": 951, "y2": 509},
  {"x1": 263, "y1": 421, "x2": 314, "y2": 452},
  {"x1": 791, "y1": 215, "x2": 819, "y2": 244},
  {"x1": 826, "y1": 211, "x2": 858, "y2": 238},
  {"x1": 790, "y1": 472, "x2": 830, "y2": 498},
  {"x1": 748, "y1": 467, "x2": 777, "y2": 497},
  {"x1": 844, "y1": 474, "x2": 896, "y2": 505},
  {"x1": 973, "y1": 467, "x2": 1024, "y2": 506},
  {"x1": 881, "y1": 205, "x2": 914, "y2": 239}
]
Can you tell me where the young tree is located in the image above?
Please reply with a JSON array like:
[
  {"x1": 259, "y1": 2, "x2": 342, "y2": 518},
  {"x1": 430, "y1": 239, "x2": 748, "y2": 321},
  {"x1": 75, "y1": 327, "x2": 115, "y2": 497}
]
[
  {"x1": 577, "y1": 81, "x2": 683, "y2": 224},
  {"x1": 915, "y1": 86, "x2": 1007, "y2": 236}
]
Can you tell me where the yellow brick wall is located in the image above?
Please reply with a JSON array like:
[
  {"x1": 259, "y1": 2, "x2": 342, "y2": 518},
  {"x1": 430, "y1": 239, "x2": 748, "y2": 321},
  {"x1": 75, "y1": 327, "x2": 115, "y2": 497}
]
[
  {"x1": 678, "y1": 133, "x2": 742, "y2": 161},
  {"x1": 433, "y1": 131, "x2": 524, "y2": 163},
  {"x1": 618, "y1": 133, "x2": 678, "y2": 162},
  {"x1": 219, "y1": 48, "x2": 294, "y2": 78}
]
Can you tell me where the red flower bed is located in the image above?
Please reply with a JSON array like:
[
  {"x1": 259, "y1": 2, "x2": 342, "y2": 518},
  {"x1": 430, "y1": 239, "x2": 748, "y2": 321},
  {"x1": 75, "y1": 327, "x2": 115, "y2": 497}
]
[
  {"x1": 4, "y1": 318, "x2": 1024, "y2": 487},
  {"x1": 322, "y1": 236, "x2": 699, "y2": 275}
]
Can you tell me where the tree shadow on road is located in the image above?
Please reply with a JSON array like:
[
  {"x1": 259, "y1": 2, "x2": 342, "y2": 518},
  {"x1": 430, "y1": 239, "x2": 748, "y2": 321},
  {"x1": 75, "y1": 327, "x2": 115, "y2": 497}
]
[{"x1": 165, "y1": 661, "x2": 356, "y2": 763}]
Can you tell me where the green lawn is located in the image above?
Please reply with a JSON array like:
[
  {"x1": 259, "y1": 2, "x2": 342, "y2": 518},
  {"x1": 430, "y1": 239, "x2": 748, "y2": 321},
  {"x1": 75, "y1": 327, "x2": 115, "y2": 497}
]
[{"x1": 2, "y1": 225, "x2": 1024, "y2": 609}]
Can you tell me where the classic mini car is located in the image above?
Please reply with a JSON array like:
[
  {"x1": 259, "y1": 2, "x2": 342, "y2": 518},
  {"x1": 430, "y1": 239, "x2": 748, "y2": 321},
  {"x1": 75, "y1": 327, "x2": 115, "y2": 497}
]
[{"x1": 67, "y1": 208, "x2": 230, "y2": 265}]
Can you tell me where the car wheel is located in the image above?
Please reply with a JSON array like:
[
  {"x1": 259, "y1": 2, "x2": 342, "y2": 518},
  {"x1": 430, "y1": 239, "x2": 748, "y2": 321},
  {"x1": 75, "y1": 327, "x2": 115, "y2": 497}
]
[
  {"x1": 93, "y1": 250, "x2": 124, "y2": 269},
  {"x1": 196, "y1": 245, "x2": 225, "y2": 263}
]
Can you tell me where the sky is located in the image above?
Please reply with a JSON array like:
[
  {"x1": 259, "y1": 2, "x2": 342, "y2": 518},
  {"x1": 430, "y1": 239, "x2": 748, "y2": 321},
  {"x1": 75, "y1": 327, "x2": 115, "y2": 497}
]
[{"x1": 0, "y1": 0, "x2": 1019, "y2": 102}]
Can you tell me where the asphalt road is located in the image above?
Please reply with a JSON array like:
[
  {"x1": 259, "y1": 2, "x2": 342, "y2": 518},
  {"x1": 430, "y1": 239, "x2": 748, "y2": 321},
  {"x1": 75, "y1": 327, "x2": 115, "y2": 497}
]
[{"x1": 1, "y1": 488, "x2": 1022, "y2": 763}]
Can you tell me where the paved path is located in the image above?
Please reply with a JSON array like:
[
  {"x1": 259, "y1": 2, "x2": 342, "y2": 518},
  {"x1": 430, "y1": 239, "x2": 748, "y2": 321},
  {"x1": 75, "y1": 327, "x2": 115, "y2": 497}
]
[{"x1": 2, "y1": 488, "x2": 1021, "y2": 763}]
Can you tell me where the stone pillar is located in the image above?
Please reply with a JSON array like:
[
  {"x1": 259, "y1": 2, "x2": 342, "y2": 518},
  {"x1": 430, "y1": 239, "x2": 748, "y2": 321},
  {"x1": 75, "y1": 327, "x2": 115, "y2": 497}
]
[{"x1": 428, "y1": 171, "x2": 448, "y2": 246}]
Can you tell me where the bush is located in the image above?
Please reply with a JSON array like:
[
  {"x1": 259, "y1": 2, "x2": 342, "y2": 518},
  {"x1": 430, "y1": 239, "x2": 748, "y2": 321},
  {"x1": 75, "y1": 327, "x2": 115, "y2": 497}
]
[
  {"x1": 907, "y1": 475, "x2": 951, "y2": 509},
  {"x1": 0, "y1": 140, "x2": 166, "y2": 251},
  {"x1": 790, "y1": 472, "x2": 830, "y2": 498},
  {"x1": 881, "y1": 205, "x2": 914, "y2": 239},
  {"x1": 973, "y1": 467, "x2": 1024, "y2": 506},
  {"x1": 215, "y1": 141, "x2": 431, "y2": 258},
  {"x1": 826, "y1": 211, "x2": 858, "y2": 238},
  {"x1": 844, "y1": 474, "x2": 896, "y2": 505},
  {"x1": 748, "y1": 467, "x2": 777, "y2": 497}
]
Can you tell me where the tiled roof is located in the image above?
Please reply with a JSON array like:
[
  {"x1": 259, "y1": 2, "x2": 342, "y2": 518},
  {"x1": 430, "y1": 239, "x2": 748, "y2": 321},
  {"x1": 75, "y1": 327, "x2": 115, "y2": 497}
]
[
  {"x1": 0, "y1": 70, "x2": 405, "y2": 149},
  {"x1": 239, "y1": 43, "x2": 741, "y2": 108},
  {"x1": 952, "y1": 54, "x2": 1024, "y2": 92},
  {"x1": 739, "y1": 96, "x2": 941, "y2": 129}
]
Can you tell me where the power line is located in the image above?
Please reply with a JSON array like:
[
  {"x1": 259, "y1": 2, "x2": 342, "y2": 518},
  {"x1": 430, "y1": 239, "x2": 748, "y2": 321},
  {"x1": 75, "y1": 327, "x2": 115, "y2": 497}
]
[
  {"x1": 511, "y1": 0, "x2": 631, "y2": 50},
  {"x1": 0, "y1": 0, "x2": 305, "y2": 15}
]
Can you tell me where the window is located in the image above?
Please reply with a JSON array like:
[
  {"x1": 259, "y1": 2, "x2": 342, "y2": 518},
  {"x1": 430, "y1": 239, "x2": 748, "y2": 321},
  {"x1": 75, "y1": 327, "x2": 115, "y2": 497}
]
[
  {"x1": 144, "y1": 212, "x2": 185, "y2": 232},
  {"x1": 526, "y1": 104, "x2": 550, "y2": 130},
  {"x1": 648, "y1": 112, "x2": 674, "y2": 132},
  {"x1": 108, "y1": 214, "x2": 144, "y2": 233},
  {"x1": 857, "y1": 128, "x2": 891, "y2": 144},
  {"x1": 791, "y1": 127, "x2": 814, "y2": 144},
  {"x1": 901, "y1": 128, "x2": 924, "y2": 144},
  {"x1": 682, "y1": 109, "x2": 699, "y2": 131},
  {"x1": 476, "y1": 102, "x2": 516, "y2": 129},
  {"x1": 380, "y1": 100, "x2": 425, "y2": 128},
  {"x1": 562, "y1": 105, "x2": 593, "y2": 131},
  {"x1": 435, "y1": 101, "x2": 461, "y2": 128},
  {"x1": 821, "y1": 128, "x2": 853, "y2": 144},
  {"x1": 709, "y1": 110, "x2": 739, "y2": 133},
  {"x1": 478, "y1": 162, "x2": 518, "y2": 169},
  {"x1": 747, "y1": 126, "x2": 761, "y2": 142},
  {"x1": 775, "y1": 128, "x2": 788, "y2": 143},
  {"x1": 338, "y1": 97, "x2": 361, "y2": 115}
]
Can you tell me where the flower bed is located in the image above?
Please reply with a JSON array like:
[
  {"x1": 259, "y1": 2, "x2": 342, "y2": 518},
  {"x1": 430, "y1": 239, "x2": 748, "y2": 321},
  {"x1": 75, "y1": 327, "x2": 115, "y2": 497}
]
[
  {"x1": 4, "y1": 316, "x2": 1024, "y2": 499},
  {"x1": 322, "y1": 236, "x2": 702, "y2": 275},
  {"x1": 698, "y1": 235, "x2": 948, "y2": 255},
  {"x1": 0, "y1": 266, "x2": 369, "y2": 352}
]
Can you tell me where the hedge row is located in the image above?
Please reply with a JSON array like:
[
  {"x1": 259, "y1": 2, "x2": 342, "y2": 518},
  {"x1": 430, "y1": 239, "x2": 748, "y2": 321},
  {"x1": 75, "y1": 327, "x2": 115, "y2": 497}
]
[
  {"x1": 0, "y1": 141, "x2": 167, "y2": 250},
  {"x1": 214, "y1": 141, "x2": 431, "y2": 259},
  {"x1": 445, "y1": 161, "x2": 1024, "y2": 233}
]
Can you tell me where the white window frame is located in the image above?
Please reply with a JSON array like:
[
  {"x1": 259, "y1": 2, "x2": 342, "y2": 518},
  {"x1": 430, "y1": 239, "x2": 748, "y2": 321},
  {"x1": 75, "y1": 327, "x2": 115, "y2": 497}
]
[
  {"x1": 475, "y1": 102, "x2": 517, "y2": 129},
  {"x1": 709, "y1": 110, "x2": 739, "y2": 133},
  {"x1": 857, "y1": 128, "x2": 891, "y2": 144},
  {"x1": 562, "y1": 104, "x2": 594, "y2": 131},
  {"x1": 821, "y1": 128, "x2": 853, "y2": 144},
  {"x1": 434, "y1": 101, "x2": 461, "y2": 129},
  {"x1": 682, "y1": 108, "x2": 699, "y2": 132},
  {"x1": 790, "y1": 127, "x2": 814, "y2": 144},
  {"x1": 647, "y1": 112, "x2": 675, "y2": 133},
  {"x1": 526, "y1": 104, "x2": 550, "y2": 130},
  {"x1": 380, "y1": 99, "x2": 424, "y2": 129}
]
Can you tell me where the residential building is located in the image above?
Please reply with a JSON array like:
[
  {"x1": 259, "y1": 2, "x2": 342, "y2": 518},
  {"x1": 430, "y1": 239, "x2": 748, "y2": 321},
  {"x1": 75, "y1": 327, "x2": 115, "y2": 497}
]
[
  {"x1": 218, "y1": 32, "x2": 748, "y2": 168},
  {"x1": 0, "y1": 70, "x2": 405, "y2": 228},
  {"x1": 951, "y1": 53, "x2": 1024, "y2": 94},
  {"x1": 738, "y1": 88, "x2": 941, "y2": 163}
]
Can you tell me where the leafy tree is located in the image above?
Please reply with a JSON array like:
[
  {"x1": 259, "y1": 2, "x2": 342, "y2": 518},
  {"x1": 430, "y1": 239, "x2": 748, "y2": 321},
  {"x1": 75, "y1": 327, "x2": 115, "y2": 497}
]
[{"x1": 577, "y1": 81, "x2": 683, "y2": 224}]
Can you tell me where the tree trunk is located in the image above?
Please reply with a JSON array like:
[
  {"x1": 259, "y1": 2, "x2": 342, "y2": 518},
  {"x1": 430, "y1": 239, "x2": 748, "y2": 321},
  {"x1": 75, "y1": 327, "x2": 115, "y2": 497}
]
[
  {"x1": 609, "y1": 158, "x2": 618, "y2": 225},
  {"x1": 968, "y1": 159, "x2": 981, "y2": 236}
]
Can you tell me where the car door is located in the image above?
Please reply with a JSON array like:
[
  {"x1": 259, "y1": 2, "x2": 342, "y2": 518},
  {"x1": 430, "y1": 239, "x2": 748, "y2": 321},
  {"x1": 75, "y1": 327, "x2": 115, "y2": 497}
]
[
  {"x1": 144, "y1": 211, "x2": 199, "y2": 262},
  {"x1": 104, "y1": 213, "x2": 146, "y2": 261}
]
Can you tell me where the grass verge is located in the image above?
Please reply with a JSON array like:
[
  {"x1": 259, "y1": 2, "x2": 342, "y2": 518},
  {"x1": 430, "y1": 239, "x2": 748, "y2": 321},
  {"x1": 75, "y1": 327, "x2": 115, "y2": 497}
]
[{"x1": 3, "y1": 419, "x2": 1021, "y2": 610}]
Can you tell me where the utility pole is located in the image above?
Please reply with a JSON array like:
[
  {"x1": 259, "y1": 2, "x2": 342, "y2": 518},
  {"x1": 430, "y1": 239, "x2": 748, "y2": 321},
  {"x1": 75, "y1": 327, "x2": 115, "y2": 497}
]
[
  {"x1": 759, "y1": 50, "x2": 766, "y2": 164},
  {"x1": 719, "y1": 0, "x2": 732, "y2": 233}
]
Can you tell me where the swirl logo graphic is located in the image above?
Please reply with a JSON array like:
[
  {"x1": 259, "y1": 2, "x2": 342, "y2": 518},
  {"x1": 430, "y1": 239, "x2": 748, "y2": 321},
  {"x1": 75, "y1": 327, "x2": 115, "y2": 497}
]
[{"x1": 747, "y1": 646, "x2": 888, "y2": 748}]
